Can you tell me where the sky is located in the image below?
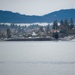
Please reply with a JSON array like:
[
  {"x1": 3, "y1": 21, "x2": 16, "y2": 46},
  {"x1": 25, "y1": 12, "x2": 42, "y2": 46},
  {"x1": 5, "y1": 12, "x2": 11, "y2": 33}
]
[{"x1": 0, "y1": 0, "x2": 75, "y2": 16}]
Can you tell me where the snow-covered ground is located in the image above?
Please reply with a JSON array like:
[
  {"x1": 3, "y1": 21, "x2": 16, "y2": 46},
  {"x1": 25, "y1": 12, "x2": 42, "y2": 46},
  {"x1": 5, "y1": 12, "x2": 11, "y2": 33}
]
[
  {"x1": 59, "y1": 35, "x2": 75, "y2": 41},
  {"x1": 70, "y1": 38, "x2": 75, "y2": 41}
]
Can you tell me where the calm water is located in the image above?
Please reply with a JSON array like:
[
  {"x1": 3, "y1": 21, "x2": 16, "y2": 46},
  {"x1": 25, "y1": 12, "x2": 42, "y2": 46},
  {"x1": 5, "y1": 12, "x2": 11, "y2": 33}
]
[{"x1": 0, "y1": 41, "x2": 75, "y2": 75}]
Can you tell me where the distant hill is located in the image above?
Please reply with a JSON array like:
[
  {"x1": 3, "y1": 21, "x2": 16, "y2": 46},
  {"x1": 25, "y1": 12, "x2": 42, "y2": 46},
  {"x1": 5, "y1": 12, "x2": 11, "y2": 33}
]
[
  {"x1": 0, "y1": 9, "x2": 75, "y2": 23},
  {"x1": 43, "y1": 9, "x2": 75, "y2": 22}
]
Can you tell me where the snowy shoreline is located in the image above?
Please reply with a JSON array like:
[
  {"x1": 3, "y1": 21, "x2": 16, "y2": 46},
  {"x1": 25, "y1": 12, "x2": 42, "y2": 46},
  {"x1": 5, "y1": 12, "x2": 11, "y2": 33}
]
[{"x1": 0, "y1": 35, "x2": 75, "y2": 41}]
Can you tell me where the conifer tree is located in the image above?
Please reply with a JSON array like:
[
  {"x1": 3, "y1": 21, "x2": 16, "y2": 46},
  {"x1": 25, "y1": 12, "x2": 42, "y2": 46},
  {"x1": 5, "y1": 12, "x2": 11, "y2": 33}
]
[
  {"x1": 53, "y1": 20, "x2": 58, "y2": 29},
  {"x1": 70, "y1": 18, "x2": 74, "y2": 29},
  {"x1": 64, "y1": 19, "x2": 69, "y2": 26},
  {"x1": 7, "y1": 28, "x2": 11, "y2": 38},
  {"x1": 39, "y1": 26, "x2": 44, "y2": 32},
  {"x1": 60, "y1": 20, "x2": 64, "y2": 26}
]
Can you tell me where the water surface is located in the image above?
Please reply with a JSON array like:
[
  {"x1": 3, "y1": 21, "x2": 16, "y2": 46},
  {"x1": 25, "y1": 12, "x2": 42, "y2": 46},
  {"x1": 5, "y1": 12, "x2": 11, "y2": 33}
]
[{"x1": 0, "y1": 41, "x2": 75, "y2": 75}]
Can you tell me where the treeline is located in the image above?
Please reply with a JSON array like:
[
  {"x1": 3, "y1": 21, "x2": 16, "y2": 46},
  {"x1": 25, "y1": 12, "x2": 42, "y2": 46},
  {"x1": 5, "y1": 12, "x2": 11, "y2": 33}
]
[
  {"x1": 0, "y1": 18, "x2": 75, "y2": 39},
  {"x1": 53, "y1": 18, "x2": 74, "y2": 29},
  {"x1": 52, "y1": 18, "x2": 75, "y2": 37}
]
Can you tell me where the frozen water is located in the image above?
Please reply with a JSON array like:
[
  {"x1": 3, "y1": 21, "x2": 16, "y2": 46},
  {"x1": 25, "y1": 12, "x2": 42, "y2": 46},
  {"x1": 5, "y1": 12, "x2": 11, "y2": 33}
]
[{"x1": 0, "y1": 41, "x2": 75, "y2": 75}]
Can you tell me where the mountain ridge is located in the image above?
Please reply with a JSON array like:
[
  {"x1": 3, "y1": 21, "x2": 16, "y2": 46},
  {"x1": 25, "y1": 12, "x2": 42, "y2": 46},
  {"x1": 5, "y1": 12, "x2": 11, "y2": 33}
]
[{"x1": 0, "y1": 9, "x2": 75, "y2": 23}]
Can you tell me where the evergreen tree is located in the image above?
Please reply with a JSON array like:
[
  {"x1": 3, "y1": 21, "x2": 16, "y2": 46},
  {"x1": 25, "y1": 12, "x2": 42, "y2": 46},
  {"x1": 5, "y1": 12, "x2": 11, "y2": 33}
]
[
  {"x1": 53, "y1": 32, "x2": 59, "y2": 39},
  {"x1": 60, "y1": 20, "x2": 65, "y2": 33},
  {"x1": 7, "y1": 28, "x2": 11, "y2": 38},
  {"x1": 70, "y1": 18, "x2": 74, "y2": 29},
  {"x1": 10, "y1": 23, "x2": 15, "y2": 29},
  {"x1": 39, "y1": 26, "x2": 44, "y2": 32},
  {"x1": 60, "y1": 20, "x2": 64, "y2": 26},
  {"x1": 53, "y1": 20, "x2": 58, "y2": 29},
  {"x1": 64, "y1": 19, "x2": 69, "y2": 26},
  {"x1": 64, "y1": 19, "x2": 70, "y2": 35}
]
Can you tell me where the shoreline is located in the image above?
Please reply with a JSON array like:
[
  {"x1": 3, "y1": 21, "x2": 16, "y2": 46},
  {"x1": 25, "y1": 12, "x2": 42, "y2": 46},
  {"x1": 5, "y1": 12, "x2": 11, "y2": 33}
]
[
  {"x1": 4, "y1": 37, "x2": 53, "y2": 41},
  {"x1": 0, "y1": 35, "x2": 75, "y2": 41}
]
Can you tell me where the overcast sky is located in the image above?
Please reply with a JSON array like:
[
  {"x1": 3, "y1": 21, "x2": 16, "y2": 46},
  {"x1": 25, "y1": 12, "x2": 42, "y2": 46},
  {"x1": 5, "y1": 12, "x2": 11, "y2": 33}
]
[{"x1": 0, "y1": 0, "x2": 75, "y2": 15}]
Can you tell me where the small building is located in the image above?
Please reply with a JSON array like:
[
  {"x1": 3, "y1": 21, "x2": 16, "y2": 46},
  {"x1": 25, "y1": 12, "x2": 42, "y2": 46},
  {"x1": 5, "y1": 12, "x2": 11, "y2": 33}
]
[{"x1": 32, "y1": 32, "x2": 37, "y2": 37}]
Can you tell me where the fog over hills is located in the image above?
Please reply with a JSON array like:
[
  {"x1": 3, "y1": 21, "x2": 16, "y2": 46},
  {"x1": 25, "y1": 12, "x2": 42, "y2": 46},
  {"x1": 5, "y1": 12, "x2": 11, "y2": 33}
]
[{"x1": 0, "y1": 9, "x2": 75, "y2": 23}]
